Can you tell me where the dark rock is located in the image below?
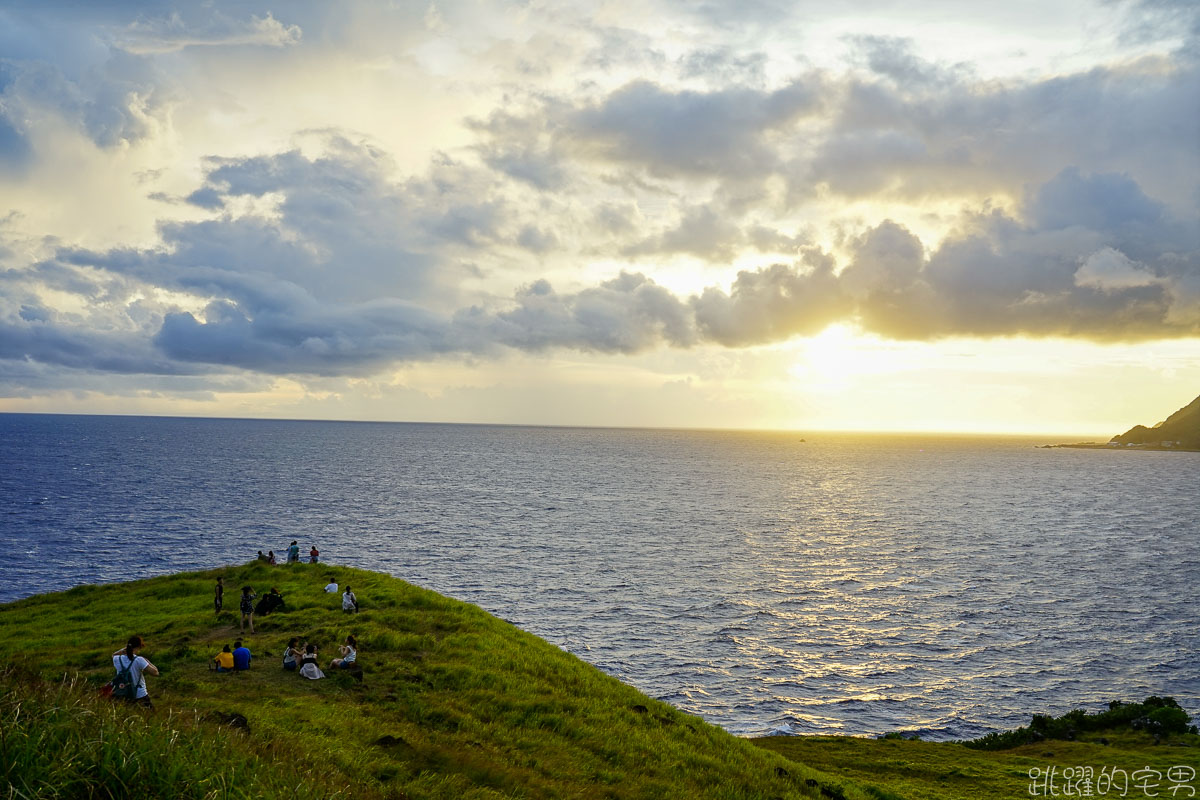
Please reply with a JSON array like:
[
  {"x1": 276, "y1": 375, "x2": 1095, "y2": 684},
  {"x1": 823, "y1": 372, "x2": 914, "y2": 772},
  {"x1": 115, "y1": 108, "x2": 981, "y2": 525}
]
[
  {"x1": 632, "y1": 704, "x2": 648, "y2": 714},
  {"x1": 774, "y1": 766, "x2": 789, "y2": 778}
]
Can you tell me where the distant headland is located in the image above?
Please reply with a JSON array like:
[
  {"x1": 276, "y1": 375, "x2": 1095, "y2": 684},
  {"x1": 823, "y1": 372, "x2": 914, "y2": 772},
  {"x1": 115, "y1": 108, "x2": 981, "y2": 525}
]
[{"x1": 1045, "y1": 393, "x2": 1200, "y2": 451}]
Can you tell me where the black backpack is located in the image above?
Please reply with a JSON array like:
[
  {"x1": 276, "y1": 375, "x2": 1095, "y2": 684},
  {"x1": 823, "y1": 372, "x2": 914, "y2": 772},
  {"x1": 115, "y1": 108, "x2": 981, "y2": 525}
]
[{"x1": 112, "y1": 655, "x2": 139, "y2": 700}]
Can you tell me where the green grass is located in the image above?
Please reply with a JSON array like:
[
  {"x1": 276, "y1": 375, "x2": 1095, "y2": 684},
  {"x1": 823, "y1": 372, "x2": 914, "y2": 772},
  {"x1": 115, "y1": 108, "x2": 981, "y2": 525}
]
[
  {"x1": 0, "y1": 563, "x2": 867, "y2": 799},
  {"x1": 753, "y1": 722, "x2": 1200, "y2": 800},
  {"x1": 6, "y1": 563, "x2": 1194, "y2": 799}
]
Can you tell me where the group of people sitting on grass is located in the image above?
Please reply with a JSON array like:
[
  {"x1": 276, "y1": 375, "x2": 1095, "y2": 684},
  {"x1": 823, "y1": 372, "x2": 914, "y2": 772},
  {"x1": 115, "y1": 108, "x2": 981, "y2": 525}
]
[
  {"x1": 255, "y1": 542, "x2": 320, "y2": 565},
  {"x1": 277, "y1": 635, "x2": 359, "y2": 680},
  {"x1": 211, "y1": 640, "x2": 253, "y2": 672},
  {"x1": 211, "y1": 635, "x2": 357, "y2": 681}
]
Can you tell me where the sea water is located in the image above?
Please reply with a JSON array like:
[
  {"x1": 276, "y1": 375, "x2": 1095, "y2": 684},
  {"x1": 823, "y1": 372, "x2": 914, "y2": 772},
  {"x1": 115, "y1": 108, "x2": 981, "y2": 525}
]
[{"x1": 1, "y1": 413, "x2": 1196, "y2": 739}]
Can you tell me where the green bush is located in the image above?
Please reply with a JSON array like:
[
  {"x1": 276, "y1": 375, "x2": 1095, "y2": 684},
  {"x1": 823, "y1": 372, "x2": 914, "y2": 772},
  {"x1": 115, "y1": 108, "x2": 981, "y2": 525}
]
[{"x1": 964, "y1": 696, "x2": 1196, "y2": 750}]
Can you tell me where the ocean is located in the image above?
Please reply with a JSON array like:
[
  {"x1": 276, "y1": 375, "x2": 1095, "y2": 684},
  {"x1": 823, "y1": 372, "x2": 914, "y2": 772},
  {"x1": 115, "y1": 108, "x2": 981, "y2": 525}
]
[{"x1": 1, "y1": 413, "x2": 1196, "y2": 739}]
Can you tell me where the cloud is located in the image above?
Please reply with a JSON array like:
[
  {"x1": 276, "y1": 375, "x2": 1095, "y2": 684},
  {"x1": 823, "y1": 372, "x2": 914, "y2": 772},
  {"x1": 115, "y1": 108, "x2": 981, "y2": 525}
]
[
  {"x1": 0, "y1": 0, "x2": 1196, "y2": 401},
  {"x1": 564, "y1": 78, "x2": 824, "y2": 179},
  {"x1": 808, "y1": 48, "x2": 1200, "y2": 207},
  {"x1": 1074, "y1": 247, "x2": 1161, "y2": 291},
  {"x1": 692, "y1": 250, "x2": 850, "y2": 346},
  {"x1": 464, "y1": 272, "x2": 697, "y2": 354},
  {"x1": 0, "y1": 29, "x2": 169, "y2": 150},
  {"x1": 622, "y1": 203, "x2": 746, "y2": 262},
  {"x1": 117, "y1": 11, "x2": 302, "y2": 55},
  {"x1": 5, "y1": 140, "x2": 1197, "y2": 386}
]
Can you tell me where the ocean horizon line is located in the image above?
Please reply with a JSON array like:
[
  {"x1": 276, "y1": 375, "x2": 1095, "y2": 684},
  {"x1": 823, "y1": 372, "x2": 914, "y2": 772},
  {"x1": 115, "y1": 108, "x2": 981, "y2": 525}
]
[{"x1": 0, "y1": 410, "x2": 1112, "y2": 441}]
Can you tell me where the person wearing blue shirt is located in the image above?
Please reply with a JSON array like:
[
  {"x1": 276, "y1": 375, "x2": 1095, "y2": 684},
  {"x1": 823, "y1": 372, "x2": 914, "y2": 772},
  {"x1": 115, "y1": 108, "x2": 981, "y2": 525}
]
[{"x1": 232, "y1": 640, "x2": 252, "y2": 670}]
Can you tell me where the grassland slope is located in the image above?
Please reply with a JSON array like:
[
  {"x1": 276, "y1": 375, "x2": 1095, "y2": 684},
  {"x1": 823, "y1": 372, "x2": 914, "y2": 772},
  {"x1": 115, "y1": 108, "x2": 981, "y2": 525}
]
[{"x1": 0, "y1": 563, "x2": 874, "y2": 800}]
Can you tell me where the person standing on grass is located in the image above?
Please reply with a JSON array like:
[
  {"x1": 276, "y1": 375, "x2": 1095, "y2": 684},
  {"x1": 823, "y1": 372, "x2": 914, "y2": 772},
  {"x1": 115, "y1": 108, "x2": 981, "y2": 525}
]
[
  {"x1": 309, "y1": 545, "x2": 319, "y2": 563},
  {"x1": 240, "y1": 585, "x2": 257, "y2": 634},
  {"x1": 267, "y1": 550, "x2": 277, "y2": 565},
  {"x1": 342, "y1": 585, "x2": 358, "y2": 613},
  {"x1": 214, "y1": 577, "x2": 224, "y2": 614},
  {"x1": 287, "y1": 541, "x2": 300, "y2": 564},
  {"x1": 111, "y1": 636, "x2": 158, "y2": 707}
]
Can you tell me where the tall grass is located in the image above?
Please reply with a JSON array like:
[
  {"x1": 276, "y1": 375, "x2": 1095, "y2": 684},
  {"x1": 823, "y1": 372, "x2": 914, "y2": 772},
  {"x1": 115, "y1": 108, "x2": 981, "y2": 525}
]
[{"x1": 0, "y1": 669, "x2": 353, "y2": 799}]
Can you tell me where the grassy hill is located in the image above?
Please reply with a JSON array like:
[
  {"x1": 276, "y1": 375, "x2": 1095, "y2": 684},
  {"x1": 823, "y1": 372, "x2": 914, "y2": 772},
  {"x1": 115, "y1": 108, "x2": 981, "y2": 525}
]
[
  {"x1": 0, "y1": 563, "x2": 869, "y2": 800},
  {"x1": 2, "y1": 564, "x2": 1194, "y2": 799}
]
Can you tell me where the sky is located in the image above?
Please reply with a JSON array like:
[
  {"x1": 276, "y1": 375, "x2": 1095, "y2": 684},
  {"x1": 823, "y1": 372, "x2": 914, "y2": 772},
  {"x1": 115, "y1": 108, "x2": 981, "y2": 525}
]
[{"x1": 0, "y1": 0, "x2": 1197, "y2": 435}]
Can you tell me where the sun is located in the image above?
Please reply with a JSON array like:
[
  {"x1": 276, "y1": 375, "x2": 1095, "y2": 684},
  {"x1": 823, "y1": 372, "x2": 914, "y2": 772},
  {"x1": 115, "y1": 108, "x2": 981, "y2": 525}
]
[{"x1": 788, "y1": 323, "x2": 911, "y2": 391}]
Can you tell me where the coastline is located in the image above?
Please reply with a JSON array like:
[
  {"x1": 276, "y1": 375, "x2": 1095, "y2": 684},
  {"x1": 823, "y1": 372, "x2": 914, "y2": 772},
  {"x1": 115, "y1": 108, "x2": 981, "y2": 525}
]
[{"x1": 1041, "y1": 442, "x2": 1200, "y2": 452}]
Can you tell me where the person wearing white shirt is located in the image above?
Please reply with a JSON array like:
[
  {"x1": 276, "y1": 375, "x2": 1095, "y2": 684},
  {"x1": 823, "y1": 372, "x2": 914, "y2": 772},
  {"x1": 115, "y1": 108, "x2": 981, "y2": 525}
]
[{"x1": 111, "y1": 635, "x2": 159, "y2": 707}]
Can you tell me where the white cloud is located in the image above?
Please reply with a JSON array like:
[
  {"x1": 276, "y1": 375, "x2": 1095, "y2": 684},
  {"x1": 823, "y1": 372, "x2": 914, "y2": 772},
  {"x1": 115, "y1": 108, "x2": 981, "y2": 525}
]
[
  {"x1": 117, "y1": 11, "x2": 302, "y2": 55},
  {"x1": 1074, "y1": 247, "x2": 1160, "y2": 291}
]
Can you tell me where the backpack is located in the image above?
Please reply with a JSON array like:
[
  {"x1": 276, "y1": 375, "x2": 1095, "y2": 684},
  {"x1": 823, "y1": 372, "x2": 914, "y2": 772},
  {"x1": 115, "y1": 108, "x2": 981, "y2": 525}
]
[{"x1": 112, "y1": 655, "x2": 139, "y2": 700}]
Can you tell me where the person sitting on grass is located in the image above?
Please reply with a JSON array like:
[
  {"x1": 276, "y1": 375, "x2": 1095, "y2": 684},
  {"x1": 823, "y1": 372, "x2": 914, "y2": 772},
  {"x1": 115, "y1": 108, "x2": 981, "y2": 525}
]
[
  {"x1": 233, "y1": 640, "x2": 252, "y2": 670},
  {"x1": 298, "y1": 644, "x2": 324, "y2": 680},
  {"x1": 239, "y1": 586, "x2": 256, "y2": 633},
  {"x1": 324, "y1": 577, "x2": 338, "y2": 594},
  {"x1": 282, "y1": 637, "x2": 301, "y2": 671},
  {"x1": 329, "y1": 635, "x2": 357, "y2": 670},
  {"x1": 255, "y1": 587, "x2": 284, "y2": 616},
  {"x1": 213, "y1": 644, "x2": 234, "y2": 672}
]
